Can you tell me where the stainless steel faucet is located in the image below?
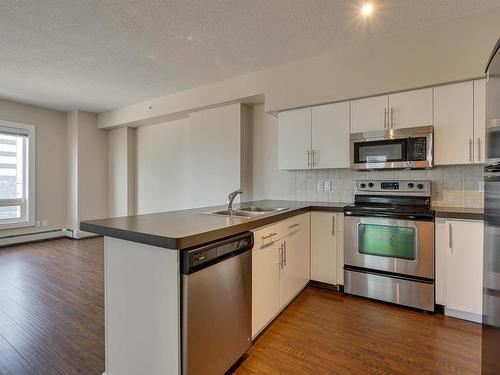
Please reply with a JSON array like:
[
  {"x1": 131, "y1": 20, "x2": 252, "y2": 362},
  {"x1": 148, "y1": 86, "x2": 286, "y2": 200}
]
[{"x1": 227, "y1": 189, "x2": 243, "y2": 211}]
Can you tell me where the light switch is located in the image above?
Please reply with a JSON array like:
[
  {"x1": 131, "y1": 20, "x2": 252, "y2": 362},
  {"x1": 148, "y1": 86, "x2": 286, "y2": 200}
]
[
  {"x1": 324, "y1": 180, "x2": 332, "y2": 191},
  {"x1": 317, "y1": 181, "x2": 324, "y2": 191},
  {"x1": 479, "y1": 181, "x2": 485, "y2": 193}
]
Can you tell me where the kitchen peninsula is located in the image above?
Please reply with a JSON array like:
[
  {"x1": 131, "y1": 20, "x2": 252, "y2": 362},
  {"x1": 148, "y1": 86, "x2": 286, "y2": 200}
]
[{"x1": 81, "y1": 200, "x2": 347, "y2": 375}]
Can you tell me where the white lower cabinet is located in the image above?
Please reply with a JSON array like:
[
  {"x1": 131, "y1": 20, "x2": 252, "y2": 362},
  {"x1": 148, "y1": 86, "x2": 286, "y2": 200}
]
[
  {"x1": 435, "y1": 219, "x2": 484, "y2": 322},
  {"x1": 310, "y1": 212, "x2": 344, "y2": 285},
  {"x1": 251, "y1": 213, "x2": 311, "y2": 338}
]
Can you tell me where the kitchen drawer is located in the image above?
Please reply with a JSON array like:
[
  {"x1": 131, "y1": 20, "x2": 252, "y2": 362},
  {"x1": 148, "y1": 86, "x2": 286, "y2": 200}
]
[{"x1": 252, "y1": 221, "x2": 288, "y2": 250}]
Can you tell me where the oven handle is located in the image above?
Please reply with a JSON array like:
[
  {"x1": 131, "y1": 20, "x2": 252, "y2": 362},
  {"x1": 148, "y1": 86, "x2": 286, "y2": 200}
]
[{"x1": 344, "y1": 211, "x2": 434, "y2": 221}]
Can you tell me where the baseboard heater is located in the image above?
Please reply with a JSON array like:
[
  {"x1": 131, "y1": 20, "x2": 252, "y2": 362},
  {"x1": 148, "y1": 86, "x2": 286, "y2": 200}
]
[{"x1": 0, "y1": 229, "x2": 66, "y2": 247}]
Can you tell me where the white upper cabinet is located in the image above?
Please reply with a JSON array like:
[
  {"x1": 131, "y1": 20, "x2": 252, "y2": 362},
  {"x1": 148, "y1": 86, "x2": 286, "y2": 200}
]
[
  {"x1": 388, "y1": 88, "x2": 433, "y2": 129},
  {"x1": 351, "y1": 88, "x2": 433, "y2": 133},
  {"x1": 474, "y1": 79, "x2": 486, "y2": 163},
  {"x1": 279, "y1": 103, "x2": 349, "y2": 170},
  {"x1": 278, "y1": 108, "x2": 311, "y2": 170},
  {"x1": 434, "y1": 81, "x2": 475, "y2": 165},
  {"x1": 350, "y1": 95, "x2": 389, "y2": 133},
  {"x1": 311, "y1": 102, "x2": 350, "y2": 169}
]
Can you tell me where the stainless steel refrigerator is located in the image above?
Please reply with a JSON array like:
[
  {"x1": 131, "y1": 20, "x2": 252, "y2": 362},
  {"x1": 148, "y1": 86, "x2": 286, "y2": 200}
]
[{"x1": 483, "y1": 38, "x2": 500, "y2": 375}]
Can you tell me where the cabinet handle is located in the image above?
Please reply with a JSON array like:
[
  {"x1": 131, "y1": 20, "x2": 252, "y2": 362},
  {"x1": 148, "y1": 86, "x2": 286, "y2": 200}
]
[
  {"x1": 262, "y1": 232, "x2": 277, "y2": 241},
  {"x1": 279, "y1": 243, "x2": 283, "y2": 269},
  {"x1": 307, "y1": 150, "x2": 311, "y2": 168},
  {"x1": 288, "y1": 223, "x2": 299, "y2": 229},
  {"x1": 391, "y1": 107, "x2": 395, "y2": 129},
  {"x1": 384, "y1": 108, "x2": 388, "y2": 129},
  {"x1": 477, "y1": 137, "x2": 481, "y2": 162},
  {"x1": 448, "y1": 223, "x2": 453, "y2": 252},
  {"x1": 312, "y1": 150, "x2": 317, "y2": 168},
  {"x1": 283, "y1": 241, "x2": 287, "y2": 266},
  {"x1": 469, "y1": 138, "x2": 473, "y2": 162},
  {"x1": 332, "y1": 215, "x2": 335, "y2": 236}
]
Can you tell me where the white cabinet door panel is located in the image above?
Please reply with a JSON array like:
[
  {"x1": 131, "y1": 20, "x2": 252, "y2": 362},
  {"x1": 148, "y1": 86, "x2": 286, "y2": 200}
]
[
  {"x1": 252, "y1": 243, "x2": 281, "y2": 338},
  {"x1": 434, "y1": 81, "x2": 474, "y2": 165},
  {"x1": 278, "y1": 108, "x2": 311, "y2": 170},
  {"x1": 434, "y1": 220, "x2": 448, "y2": 305},
  {"x1": 445, "y1": 220, "x2": 484, "y2": 316},
  {"x1": 474, "y1": 79, "x2": 486, "y2": 163},
  {"x1": 280, "y1": 213, "x2": 311, "y2": 307},
  {"x1": 311, "y1": 102, "x2": 350, "y2": 169},
  {"x1": 350, "y1": 95, "x2": 388, "y2": 133},
  {"x1": 311, "y1": 212, "x2": 338, "y2": 284},
  {"x1": 388, "y1": 88, "x2": 433, "y2": 129}
]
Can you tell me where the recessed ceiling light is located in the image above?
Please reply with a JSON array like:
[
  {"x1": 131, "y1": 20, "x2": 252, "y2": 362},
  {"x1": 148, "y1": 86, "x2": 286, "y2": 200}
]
[{"x1": 361, "y1": 3, "x2": 374, "y2": 17}]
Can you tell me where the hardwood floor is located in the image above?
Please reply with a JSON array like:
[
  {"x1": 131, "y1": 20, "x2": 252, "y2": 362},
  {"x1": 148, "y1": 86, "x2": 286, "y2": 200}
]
[
  {"x1": 0, "y1": 237, "x2": 105, "y2": 375},
  {"x1": 235, "y1": 288, "x2": 481, "y2": 375},
  {"x1": 0, "y1": 238, "x2": 482, "y2": 375}
]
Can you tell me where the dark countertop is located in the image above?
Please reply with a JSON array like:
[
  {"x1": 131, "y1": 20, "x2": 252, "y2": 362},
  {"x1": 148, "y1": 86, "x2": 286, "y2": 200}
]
[
  {"x1": 433, "y1": 206, "x2": 484, "y2": 221},
  {"x1": 80, "y1": 200, "x2": 349, "y2": 250},
  {"x1": 81, "y1": 200, "x2": 485, "y2": 250}
]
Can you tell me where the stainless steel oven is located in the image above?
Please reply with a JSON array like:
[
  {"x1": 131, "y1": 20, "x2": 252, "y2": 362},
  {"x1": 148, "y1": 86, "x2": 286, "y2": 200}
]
[
  {"x1": 345, "y1": 216, "x2": 434, "y2": 279},
  {"x1": 343, "y1": 180, "x2": 435, "y2": 311},
  {"x1": 350, "y1": 126, "x2": 433, "y2": 170}
]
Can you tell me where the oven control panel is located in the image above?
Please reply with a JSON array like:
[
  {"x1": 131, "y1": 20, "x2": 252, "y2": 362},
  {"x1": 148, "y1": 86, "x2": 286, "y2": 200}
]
[{"x1": 355, "y1": 180, "x2": 431, "y2": 196}]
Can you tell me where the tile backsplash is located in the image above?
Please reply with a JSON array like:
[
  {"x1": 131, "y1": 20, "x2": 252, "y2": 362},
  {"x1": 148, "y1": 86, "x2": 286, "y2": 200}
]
[{"x1": 278, "y1": 165, "x2": 484, "y2": 208}]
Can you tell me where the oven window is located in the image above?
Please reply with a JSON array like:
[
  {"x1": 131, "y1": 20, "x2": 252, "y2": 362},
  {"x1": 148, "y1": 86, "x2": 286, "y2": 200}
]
[
  {"x1": 354, "y1": 139, "x2": 407, "y2": 164},
  {"x1": 358, "y1": 224, "x2": 416, "y2": 260}
]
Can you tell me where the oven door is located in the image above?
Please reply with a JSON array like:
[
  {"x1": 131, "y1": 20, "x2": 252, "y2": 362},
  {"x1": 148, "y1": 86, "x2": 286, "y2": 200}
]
[{"x1": 344, "y1": 215, "x2": 434, "y2": 279}]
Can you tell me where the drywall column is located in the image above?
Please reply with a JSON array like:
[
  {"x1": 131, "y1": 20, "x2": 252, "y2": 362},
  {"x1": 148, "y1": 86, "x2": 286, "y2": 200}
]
[
  {"x1": 67, "y1": 110, "x2": 108, "y2": 238},
  {"x1": 108, "y1": 127, "x2": 136, "y2": 217}
]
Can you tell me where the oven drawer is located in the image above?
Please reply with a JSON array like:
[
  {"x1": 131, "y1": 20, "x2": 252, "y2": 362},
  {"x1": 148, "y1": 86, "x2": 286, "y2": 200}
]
[
  {"x1": 344, "y1": 269, "x2": 435, "y2": 311},
  {"x1": 344, "y1": 216, "x2": 434, "y2": 279}
]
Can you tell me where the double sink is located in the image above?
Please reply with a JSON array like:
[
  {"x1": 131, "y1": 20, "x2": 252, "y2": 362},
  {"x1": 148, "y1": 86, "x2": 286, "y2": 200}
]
[{"x1": 207, "y1": 206, "x2": 288, "y2": 219}]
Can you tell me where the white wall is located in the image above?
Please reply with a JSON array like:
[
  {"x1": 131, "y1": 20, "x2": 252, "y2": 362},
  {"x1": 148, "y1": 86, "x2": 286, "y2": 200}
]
[
  {"x1": 135, "y1": 104, "x2": 248, "y2": 214},
  {"x1": 0, "y1": 98, "x2": 67, "y2": 236},
  {"x1": 99, "y1": 7, "x2": 500, "y2": 128},
  {"x1": 186, "y1": 104, "x2": 243, "y2": 208},
  {"x1": 251, "y1": 104, "x2": 282, "y2": 200},
  {"x1": 136, "y1": 118, "x2": 190, "y2": 214},
  {"x1": 108, "y1": 127, "x2": 135, "y2": 217},
  {"x1": 77, "y1": 111, "x2": 108, "y2": 222},
  {"x1": 67, "y1": 110, "x2": 108, "y2": 236}
]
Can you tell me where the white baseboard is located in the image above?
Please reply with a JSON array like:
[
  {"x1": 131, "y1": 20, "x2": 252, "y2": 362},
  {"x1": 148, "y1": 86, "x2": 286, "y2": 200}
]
[
  {"x1": 65, "y1": 229, "x2": 100, "y2": 239},
  {"x1": 445, "y1": 308, "x2": 482, "y2": 323},
  {"x1": 0, "y1": 229, "x2": 66, "y2": 247}
]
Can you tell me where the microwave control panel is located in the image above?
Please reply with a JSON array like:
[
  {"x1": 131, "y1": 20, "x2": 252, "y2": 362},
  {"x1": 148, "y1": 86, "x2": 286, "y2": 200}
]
[{"x1": 408, "y1": 137, "x2": 428, "y2": 161}]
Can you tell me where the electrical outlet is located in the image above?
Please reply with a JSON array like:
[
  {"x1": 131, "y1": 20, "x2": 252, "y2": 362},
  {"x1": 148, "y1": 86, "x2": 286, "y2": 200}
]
[
  {"x1": 35, "y1": 220, "x2": 40, "y2": 228},
  {"x1": 479, "y1": 181, "x2": 485, "y2": 193},
  {"x1": 317, "y1": 181, "x2": 324, "y2": 191},
  {"x1": 42, "y1": 219, "x2": 48, "y2": 227},
  {"x1": 324, "y1": 180, "x2": 331, "y2": 192}
]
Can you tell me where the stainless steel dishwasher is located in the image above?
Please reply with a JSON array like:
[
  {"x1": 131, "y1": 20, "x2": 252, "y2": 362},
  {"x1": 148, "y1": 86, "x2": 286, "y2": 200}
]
[{"x1": 181, "y1": 232, "x2": 253, "y2": 375}]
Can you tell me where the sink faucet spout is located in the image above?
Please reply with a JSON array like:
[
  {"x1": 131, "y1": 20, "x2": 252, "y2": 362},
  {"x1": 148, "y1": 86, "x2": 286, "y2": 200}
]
[{"x1": 227, "y1": 189, "x2": 243, "y2": 211}]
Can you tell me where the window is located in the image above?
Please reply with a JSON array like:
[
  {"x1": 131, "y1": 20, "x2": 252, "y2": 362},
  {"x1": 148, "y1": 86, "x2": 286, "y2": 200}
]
[{"x1": 0, "y1": 121, "x2": 35, "y2": 229}]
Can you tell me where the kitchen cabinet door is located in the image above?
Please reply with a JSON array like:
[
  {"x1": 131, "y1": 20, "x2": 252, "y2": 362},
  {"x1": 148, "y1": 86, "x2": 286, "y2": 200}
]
[
  {"x1": 474, "y1": 79, "x2": 486, "y2": 163},
  {"x1": 280, "y1": 213, "x2": 311, "y2": 308},
  {"x1": 311, "y1": 102, "x2": 350, "y2": 169},
  {"x1": 434, "y1": 220, "x2": 448, "y2": 305},
  {"x1": 278, "y1": 108, "x2": 311, "y2": 170},
  {"x1": 434, "y1": 81, "x2": 474, "y2": 165},
  {"x1": 388, "y1": 88, "x2": 433, "y2": 129},
  {"x1": 445, "y1": 220, "x2": 484, "y2": 320},
  {"x1": 252, "y1": 243, "x2": 281, "y2": 338},
  {"x1": 350, "y1": 95, "x2": 389, "y2": 133},
  {"x1": 311, "y1": 212, "x2": 338, "y2": 284}
]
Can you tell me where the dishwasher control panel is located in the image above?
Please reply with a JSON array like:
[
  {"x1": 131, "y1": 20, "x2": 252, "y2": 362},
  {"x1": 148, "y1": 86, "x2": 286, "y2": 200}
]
[{"x1": 181, "y1": 232, "x2": 254, "y2": 274}]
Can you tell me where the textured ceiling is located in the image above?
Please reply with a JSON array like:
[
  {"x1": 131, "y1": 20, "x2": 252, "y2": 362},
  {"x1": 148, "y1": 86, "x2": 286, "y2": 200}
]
[{"x1": 1, "y1": 0, "x2": 500, "y2": 113}]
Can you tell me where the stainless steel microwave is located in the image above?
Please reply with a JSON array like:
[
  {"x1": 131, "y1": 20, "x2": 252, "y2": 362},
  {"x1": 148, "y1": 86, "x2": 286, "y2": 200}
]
[{"x1": 350, "y1": 126, "x2": 433, "y2": 170}]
